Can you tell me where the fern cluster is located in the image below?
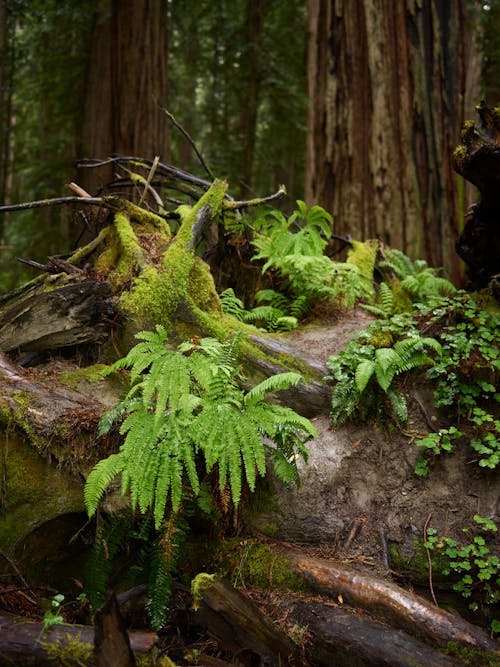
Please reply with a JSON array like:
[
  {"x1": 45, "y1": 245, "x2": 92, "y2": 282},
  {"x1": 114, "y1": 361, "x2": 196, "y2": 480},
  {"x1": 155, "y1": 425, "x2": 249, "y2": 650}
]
[
  {"x1": 220, "y1": 287, "x2": 308, "y2": 332},
  {"x1": 364, "y1": 248, "x2": 456, "y2": 317},
  {"x1": 250, "y1": 200, "x2": 372, "y2": 312},
  {"x1": 327, "y1": 316, "x2": 442, "y2": 426},
  {"x1": 85, "y1": 326, "x2": 315, "y2": 529}
]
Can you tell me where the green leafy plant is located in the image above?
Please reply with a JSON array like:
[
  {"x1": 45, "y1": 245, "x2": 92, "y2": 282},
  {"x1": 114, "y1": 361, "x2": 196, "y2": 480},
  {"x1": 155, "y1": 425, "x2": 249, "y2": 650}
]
[
  {"x1": 327, "y1": 316, "x2": 441, "y2": 426},
  {"x1": 362, "y1": 249, "x2": 456, "y2": 318},
  {"x1": 219, "y1": 287, "x2": 300, "y2": 331},
  {"x1": 85, "y1": 327, "x2": 315, "y2": 527},
  {"x1": 42, "y1": 593, "x2": 87, "y2": 632},
  {"x1": 416, "y1": 295, "x2": 500, "y2": 472},
  {"x1": 250, "y1": 201, "x2": 371, "y2": 311},
  {"x1": 84, "y1": 327, "x2": 315, "y2": 629},
  {"x1": 425, "y1": 516, "x2": 499, "y2": 633},
  {"x1": 415, "y1": 427, "x2": 463, "y2": 476}
]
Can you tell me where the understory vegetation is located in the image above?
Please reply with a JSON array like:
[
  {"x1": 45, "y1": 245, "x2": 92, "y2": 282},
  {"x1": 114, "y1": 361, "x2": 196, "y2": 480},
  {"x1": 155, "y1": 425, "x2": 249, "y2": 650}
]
[{"x1": 84, "y1": 200, "x2": 499, "y2": 633}]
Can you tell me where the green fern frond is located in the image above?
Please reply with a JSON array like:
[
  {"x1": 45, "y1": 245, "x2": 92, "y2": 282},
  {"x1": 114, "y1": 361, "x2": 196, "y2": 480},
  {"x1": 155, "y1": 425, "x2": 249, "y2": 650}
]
[
  {"x1": 355, "y1": 359, "x2": 375, "y2": 393},
  {"x1": 219, "y1": 288, "x2": 246, "y2": 320},
  {"x1": 380, "y1": 282, "x2": 394, "y2": 314},
  {"x1": 244, "y1": 372, "x2": 302, "y2": 406},
  {"x1": 374, "y1": 347, "x2": 399, "y2": 391},
  {"x1": 84, "y1": 453, "x2": 124, "y2": 517},
  {"x1": 387, "y1": 388, "x2": 408, "y2": 424}
]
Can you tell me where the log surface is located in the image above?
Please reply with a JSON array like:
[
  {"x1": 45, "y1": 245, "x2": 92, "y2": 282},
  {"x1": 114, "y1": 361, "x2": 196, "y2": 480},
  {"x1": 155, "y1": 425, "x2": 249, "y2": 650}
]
[
  {"x1": 0, "y1": 613, "x2": 156, "y2": 666},
  {"x1": 282, "y1": 547, "x2": 499, "y2": 653}
]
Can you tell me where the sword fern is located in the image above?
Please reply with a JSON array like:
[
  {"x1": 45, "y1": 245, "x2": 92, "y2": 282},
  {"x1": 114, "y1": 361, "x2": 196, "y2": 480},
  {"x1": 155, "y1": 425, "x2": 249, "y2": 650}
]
[{"x1": 85, "y1": 326, "x2": 315, "y2": 529}]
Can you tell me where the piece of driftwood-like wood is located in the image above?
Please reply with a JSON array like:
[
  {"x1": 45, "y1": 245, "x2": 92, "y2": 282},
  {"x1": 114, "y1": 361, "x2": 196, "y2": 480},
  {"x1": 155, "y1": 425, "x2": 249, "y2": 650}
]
[
  {"x1": 0, "y1": 613, "x2": 156, "y2": 666},
  {"x1": 281, "y1": 546, "x2": 499, "y2": 653},
  {"x1": 285, "y1": 599, "x2": 465, "y2": 667},
  {"x1": 0, "y1": 277, "x2": 116, "y2": 356},
  {"x1": 191, "y1": 574, "x2": 305, "y2": 667},
  {"x1": 94, "y1": 591, "x2": 136, "y2": 667}
]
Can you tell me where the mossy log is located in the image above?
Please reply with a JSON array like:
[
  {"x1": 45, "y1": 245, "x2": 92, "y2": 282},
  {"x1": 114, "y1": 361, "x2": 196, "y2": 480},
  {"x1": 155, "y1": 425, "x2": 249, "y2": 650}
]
[
  {"x1": 280, "y1": 546, "x2": 499, "y2": 654},
  {"x1": 0, "y1": 613, "x2": 156, "y2": 666},
  {"x1": 0, "y1": 180, "x2": 331, "y2": 417},
  {"x1": 453, "y1": 101, "x2": 500, "y2": 289},
  {"x1": 0, "y1": 352, "x2": 103, "y2": 451}
]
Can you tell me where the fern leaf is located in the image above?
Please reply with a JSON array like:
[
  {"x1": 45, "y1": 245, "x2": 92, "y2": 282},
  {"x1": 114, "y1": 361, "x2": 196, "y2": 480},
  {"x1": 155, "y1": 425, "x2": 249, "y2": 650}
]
[
  {"x1": 374, "y1": 348, "x2": 399, "y2": 391},
  {"x1": 379, "y1": 282, "x2": 394, "y2": 315},
  {"x1": 84, "y1": 453, "x2": 124, "y2": 517},
  {"x1": 244, "y1": 372, "x2": 302, "y2": 406},
  {"x1": 387, "y1": 388, "x2": 408, "y2": 424},
  {"x1": 355, "y1": 359, "x2": 375, "y2": 393}
]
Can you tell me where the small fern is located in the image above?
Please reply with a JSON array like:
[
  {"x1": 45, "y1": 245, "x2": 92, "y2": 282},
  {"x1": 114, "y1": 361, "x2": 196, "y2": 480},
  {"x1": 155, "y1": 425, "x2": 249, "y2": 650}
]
[
  {"x1": 327, "y1": 321, "x2": 441, "y2": 426},
  {"x1": 250, "y1": 201, "x2": 372, "y2": 312},
  {"x1": 85, "y1": 327, "x2": 315, "y2": 528},
  {"x1": 372, "y1": 248, "x2": 456, "y2": 314}
]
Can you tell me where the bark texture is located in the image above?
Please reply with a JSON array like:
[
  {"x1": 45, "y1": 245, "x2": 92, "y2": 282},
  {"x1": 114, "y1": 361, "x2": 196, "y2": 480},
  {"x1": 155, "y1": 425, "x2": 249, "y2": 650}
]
[
  {"x1": 80, "y1": 0, "x2": 168, "y2": 191},
  {"x1": 306, "y1": 0, "x2": 481, "y2": 283}
]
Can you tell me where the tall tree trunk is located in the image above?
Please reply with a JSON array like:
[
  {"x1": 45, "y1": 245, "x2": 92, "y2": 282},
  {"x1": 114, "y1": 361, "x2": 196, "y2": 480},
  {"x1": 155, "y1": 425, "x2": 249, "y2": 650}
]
[
  {"x1": 305, "y1": 0, "x2": 481, "y2": 284},
  {"x1": 236, "y1": 0, "x2": 265, "y2": 197},
  {"x1": 79, "y1": 0, "x2": 169, "y2": 192}
]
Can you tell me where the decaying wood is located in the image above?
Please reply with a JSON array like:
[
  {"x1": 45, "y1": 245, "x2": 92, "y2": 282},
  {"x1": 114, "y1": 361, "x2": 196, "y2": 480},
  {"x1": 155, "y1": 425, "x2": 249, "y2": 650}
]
[
  {"x1": 191, "y1": 574, "x2": 305, "y2": 667},
  {"x1": 0, "y1": 278, "x2": 116, "y2": 358},
  {"x1": 94, "y1": 591, "x2": 136, "y2": 667},
  {"x1": 0, "y1": 352, "x2": 103, "y2": 444},
  {"x1": 280, "y1": 546, "x2": 499, "y2": 653},
  {"x1": 285, "y1": 599, "x2": 465, "y2": 667},
  {"x1": 0, "y1": 613, "x2": 156, "y2": 666},
  {"x1": 454, "y1": 101, "x2": 500, "y2": 289}
]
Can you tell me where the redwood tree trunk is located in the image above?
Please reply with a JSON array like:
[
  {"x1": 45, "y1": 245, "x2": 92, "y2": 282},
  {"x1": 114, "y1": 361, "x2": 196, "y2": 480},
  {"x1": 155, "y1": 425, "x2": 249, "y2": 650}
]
[
  {"x1": 80, "y1": 0, "x2": 169, "y2": 191},
  {"x1": 305, "y1": 0, "x2": 481, "y2": 284}
]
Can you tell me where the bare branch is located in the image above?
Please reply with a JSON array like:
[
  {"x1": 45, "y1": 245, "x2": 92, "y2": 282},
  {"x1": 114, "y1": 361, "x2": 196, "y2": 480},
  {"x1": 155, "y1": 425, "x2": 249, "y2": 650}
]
[
  {"x1": 0, "y1": 196, "x2": 102, "y2": 213},
  {"x1": 162, "y1": 108, "x2": 215, "y2": 181}
]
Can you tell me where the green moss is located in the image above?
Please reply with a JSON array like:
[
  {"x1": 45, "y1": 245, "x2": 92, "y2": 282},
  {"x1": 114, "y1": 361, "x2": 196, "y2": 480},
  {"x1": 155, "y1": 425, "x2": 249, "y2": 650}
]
[
  {"x1": 2, "y1": 392, "x2": 44, "y2": 451},
  {"x1": 347, "y1": 239, "x2": 378, "y2": 275},
  {"x1": 114, "y1": 211, "x2": 145, "y2": 278},
  {"x1": 236, "y1": 542, "x2": 305, "y2": 592},
  {"x1": 103, "y1": 195, "x2": 171, "y2": 235},
  {"x1": 453, "y1": 144, "x2": 468, "y2": 170},
  {"x1": 368, "y1": 330, "x2": 394, "y2": 348},
  {"x1": 0, "y1": 432, "x2": 84, "y2": 553},
  {"x1": 121, "y1": 181, "x2": 228, "y2": 336},
  {"x1": 191, "y1": 572, "x2": 216, "y2": 610},
  {"x1": 59, "y1": 364, "x2": 109, "y2": 389},
  {"x1": 389, "y1": 279, "x2": 414, "y2": 313},
  {"x1": 445, "y1": 642, "x2": 500, "y2": 666},
  {"x1": 38, "y1": 634, "x2": 93, "y2": 665}
]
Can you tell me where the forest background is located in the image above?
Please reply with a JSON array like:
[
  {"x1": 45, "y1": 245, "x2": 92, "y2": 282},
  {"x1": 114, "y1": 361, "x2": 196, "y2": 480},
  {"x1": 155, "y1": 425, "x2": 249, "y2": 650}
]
[{"x1": 0, "y1": 0, "x2": 499, "y2": 292}]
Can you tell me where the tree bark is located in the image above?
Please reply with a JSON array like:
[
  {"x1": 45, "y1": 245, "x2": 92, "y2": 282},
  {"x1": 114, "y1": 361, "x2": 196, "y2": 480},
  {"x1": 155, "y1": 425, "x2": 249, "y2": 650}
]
[
  {"x1": 79, "y1": 0, "x2": 169, "y2": 193},
  {"x1": 453, "y1": 101, "x2": 500, "y2": 289},
  {"x1": 306, "y1": 0, "x2": 481, "y2": 284}
]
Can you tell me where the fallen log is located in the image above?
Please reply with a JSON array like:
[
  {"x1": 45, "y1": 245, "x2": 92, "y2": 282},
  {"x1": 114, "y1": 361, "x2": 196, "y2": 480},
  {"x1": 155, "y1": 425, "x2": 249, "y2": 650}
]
[
  {"x1": 0, "y1": 613, "x2": 156, "y2": 666},
  {"x1": 0, "y1": 352, "x2": 103, "y2": 446},
  {"x1": 0, "y1": 278, "x2": 116, "y2": 358},
  {"x1": 280, "y1": 546, "x2": 499, "y2": 653},
  {"x1": 190, "y1": 573, "x2": 305, "y2": 667},
  {"x1": 285, "y1": 599, "x2": 465, "y2": 667}
]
